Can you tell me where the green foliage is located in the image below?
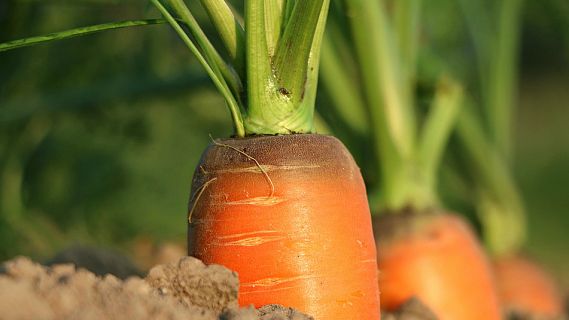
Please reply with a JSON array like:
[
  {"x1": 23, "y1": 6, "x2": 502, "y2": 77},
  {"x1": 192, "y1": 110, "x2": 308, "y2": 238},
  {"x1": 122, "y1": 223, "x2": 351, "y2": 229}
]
[
  {"x1": 150, "y1": 0, "x2": 330, "y2": 136},
  {"x1": 0, "y1": 1, "x2": 229, "y2": 260}
]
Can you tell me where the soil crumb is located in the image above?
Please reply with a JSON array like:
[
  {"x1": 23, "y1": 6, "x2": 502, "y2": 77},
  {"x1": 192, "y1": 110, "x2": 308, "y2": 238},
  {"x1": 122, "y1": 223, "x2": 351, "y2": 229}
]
[
  {"x1": 0, "y1": 256, "x2": 312, "y2": 320},
  {"x1": 146, "y1": 256, "x2": 240, "y2": 314},
  {"x1": 257, "y1": 305, "x2": 314, "y2": 320},
  {"x1": 506, "y1": 309, "x2": 568, "y2": 320},
  {"x1": 382, "y1": 297, "x2": 438, "y2": 320}
]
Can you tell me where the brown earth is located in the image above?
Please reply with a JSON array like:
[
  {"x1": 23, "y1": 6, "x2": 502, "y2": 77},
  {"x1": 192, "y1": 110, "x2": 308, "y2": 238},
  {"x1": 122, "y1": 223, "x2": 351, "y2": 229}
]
[
  {"x1": 4, "y1": 253, "x2": 563, "y2": 320},
  {"x1": 0, "y1": 256, "x2": 313, "y2": 320},
  {"x1": 382, "y1": 297, "x2": 438, "y2": 320},
  {"x1": 506, "y1": 309, "x2": 569, "y2": 320}
]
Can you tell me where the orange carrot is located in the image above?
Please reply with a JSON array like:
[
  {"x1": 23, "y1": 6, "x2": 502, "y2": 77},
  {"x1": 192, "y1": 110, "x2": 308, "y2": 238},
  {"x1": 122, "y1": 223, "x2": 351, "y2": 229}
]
[
  {"x1": 375, "y1": 212, "x2": 502, "y2": 320},
  {"x1": 494, "y1": 254, "x2": 564, "y2": 317},
  {"x1": 188, "y1": 134, "x2": 380, "y2": 319}
]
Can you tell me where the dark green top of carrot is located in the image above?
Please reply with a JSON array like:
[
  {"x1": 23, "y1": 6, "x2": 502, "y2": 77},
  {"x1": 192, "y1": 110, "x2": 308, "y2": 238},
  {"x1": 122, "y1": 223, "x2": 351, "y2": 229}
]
[{"x1": 152, "y1": 0, "x2": 330, "y2": 137}]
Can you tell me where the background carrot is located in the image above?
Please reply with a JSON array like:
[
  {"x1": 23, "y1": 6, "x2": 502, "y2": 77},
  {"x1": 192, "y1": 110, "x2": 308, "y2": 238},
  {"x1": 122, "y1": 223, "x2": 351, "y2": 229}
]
[
  {"x1": 375, "y1": 212, "x2": 501, "y2": 319},
  {"x1": 320, "y1": 1, "x2": 502, "y2": 319},
  {"x1": 150, "y1": 0, "x2": 381, "y2": 318}
]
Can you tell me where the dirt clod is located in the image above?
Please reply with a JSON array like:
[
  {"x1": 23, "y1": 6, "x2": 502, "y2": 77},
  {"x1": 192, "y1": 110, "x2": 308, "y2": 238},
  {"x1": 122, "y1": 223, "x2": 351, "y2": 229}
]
[{"x1": 146, "y1": 256, "x2": 239, "y2": 313}]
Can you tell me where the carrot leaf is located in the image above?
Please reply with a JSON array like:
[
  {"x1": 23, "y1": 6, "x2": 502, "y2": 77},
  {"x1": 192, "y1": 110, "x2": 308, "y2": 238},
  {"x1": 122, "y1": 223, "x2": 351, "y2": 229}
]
[
  {"x1": 320, "y1": 27, "x2": 368, "y2": 135},
  {"x1": 151, "y1": 0, "x2": 245, "y2": 137},
  {"x1": 264, "y1": 0, "x2": 286, "y2": 56},
  {"x1": 199, "y1": 0, "x2": 246, "y2": 77},
  {"x1": 166, "y1": 0, "x2": 244, "y2": 106},
  {"x1": 273, "y1": 0, "x2": 325, "y2": 105},
  {"x1": 0, "y1": 19, "x2": 166, "y2": 53}
]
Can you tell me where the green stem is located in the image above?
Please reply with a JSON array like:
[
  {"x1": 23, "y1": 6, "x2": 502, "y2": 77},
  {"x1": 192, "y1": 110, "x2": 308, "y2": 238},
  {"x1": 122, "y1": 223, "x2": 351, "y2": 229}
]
[
  {"x1": 199, "y1": 0, "x2": 246, "y2": 77},
  {"x1": 264, "y1": 0, "x2": 286, "y2": 56},
  {"x1": 344, "y1": 0, "x2": 415, "y2": 158},
  {"x1": 300, "y1": 0, "x2": 330, "y2": 127},
  {"x1": 487, "y1": 0, "x2": 523, "y2": 161},
  {"x1": 456, "y1": 99, "x2": 526, "y2": 255},
  {"x1": 456, "y1": 0, "x2": 493, "y2": 107},
  {"x1": 394, "y1": 0, "x2": 422, "y2": 109},
  {"x1": 419, "y1": 77, "x2": 463, "y2": 202},
  {"x1": 167, "y1": 0, "x2": 244, "y2": 107},
  {"x1": 345, "y1": 0, "x2": 419, "y2": 211},
  {"x1": 151, "y1": 0, "x2": 245, "y2": 136},
  {"x1": 243, "y1": 0, "x2": 275, "y2": 133},
  {"x1": 273, "y1": 0, "x2": 325, "y2": 102},
  {"x1": 0, "y1": 19, "x2": 166, "y2": 53},
  {"x1": 320, "y1": 31, "x2": 368, "y2": 135},
  {"x1": 244, "y1": 0, "x2": 329, "y2": 135}
]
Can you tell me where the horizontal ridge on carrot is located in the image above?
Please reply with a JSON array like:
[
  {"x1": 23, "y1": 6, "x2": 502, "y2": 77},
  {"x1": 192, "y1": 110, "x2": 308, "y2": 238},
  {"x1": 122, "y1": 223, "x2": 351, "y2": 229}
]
[{"x1": 151, "y1": 0, "x2": 381, "y2": 318}]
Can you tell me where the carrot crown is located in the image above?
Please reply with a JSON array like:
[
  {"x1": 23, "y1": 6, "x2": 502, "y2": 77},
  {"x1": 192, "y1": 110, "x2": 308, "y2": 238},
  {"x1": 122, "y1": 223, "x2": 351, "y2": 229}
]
[{"x1": 151, "y1": 0, "x2": 330, "y2": 137}]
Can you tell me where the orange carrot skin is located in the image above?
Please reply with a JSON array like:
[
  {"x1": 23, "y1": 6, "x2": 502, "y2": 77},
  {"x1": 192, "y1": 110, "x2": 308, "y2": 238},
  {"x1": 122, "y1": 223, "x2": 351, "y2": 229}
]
[
  {"x1": 375, "y1": 212, "x2": 502, "y2": 320},
  {"x1": 494, "y1": 254, "x2": 564, "y2": 317},
  {"x1": 188, "y1": 134, "x2": 380, "y2": 319}
]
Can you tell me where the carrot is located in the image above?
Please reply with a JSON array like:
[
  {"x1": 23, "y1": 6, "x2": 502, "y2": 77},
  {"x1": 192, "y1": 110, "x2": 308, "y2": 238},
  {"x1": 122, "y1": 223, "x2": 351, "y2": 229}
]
[
  {"x1": 494, "y1": 254, "x2": 564, "y2": 317},
  {"x1": 188, "y1": 134, "x2": 380, "y2": 318},
  {"x1": 374, "y1": 212, "x2": 502, "y2": 320},
  {"x1": 147, "y1": 1, "x2": 381, "y2": 318}
]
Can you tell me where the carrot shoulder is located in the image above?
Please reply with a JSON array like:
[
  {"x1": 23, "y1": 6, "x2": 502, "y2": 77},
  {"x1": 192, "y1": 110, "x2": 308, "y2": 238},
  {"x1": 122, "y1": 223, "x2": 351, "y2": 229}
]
[{"x1": 188, "y1": 134, "x2": 380, "y2": 319}]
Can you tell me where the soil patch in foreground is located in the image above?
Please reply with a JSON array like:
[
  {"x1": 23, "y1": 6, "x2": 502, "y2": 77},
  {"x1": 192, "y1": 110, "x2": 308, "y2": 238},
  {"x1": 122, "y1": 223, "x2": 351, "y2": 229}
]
[{"x1": 0, "y1": 256, "x2": 312, "y2": 320}]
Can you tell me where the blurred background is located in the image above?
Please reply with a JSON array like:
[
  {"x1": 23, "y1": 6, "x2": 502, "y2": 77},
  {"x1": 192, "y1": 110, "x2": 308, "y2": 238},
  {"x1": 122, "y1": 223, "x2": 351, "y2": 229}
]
[{"x1": 0, "y1": 0, "x2": 567, "y2": 287}]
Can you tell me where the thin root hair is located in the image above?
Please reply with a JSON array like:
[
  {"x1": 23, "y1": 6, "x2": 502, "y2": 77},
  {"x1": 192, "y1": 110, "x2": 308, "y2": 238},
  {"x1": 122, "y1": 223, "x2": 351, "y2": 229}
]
[{"x1": 209, "y1": 135, "x2": 275, "y2": 198}]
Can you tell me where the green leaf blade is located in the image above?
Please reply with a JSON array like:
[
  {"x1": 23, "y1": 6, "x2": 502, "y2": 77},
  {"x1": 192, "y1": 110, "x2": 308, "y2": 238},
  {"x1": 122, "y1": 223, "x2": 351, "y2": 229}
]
[
  {"x1": 151, "y1": 0, "x2": 245, "y2": 137},
  {"x1": 0, "y1": 19, "x2": 166, "y2": 53},
  {"x1": 273, "y1": 0, "x2": 325, "y2": 102},
  {"x1": 200, "y1": 0, "x2": 246, "y2": 77}
]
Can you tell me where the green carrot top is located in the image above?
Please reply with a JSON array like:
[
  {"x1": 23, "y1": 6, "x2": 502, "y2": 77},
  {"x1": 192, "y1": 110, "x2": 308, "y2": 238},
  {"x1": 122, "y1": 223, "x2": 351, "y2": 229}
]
[{"x1": 153, "y1": 0, "x2": 330, "y2": 137}]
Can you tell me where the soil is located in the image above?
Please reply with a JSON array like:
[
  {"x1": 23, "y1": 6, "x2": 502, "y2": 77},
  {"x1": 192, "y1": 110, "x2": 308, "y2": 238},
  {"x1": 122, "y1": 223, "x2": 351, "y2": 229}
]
[
  {"x1": 506, "y1": 309, "x2": 569, "y2": 320},
  {"x1": 0, "y1": 256, "x2": 313, "y2": 320},
  {"x1": 2, "y1": 253, "x2": 564, "y2": 320},
  {"x1": 382, "y1": 297, "x2": 438, "y2": 320}
]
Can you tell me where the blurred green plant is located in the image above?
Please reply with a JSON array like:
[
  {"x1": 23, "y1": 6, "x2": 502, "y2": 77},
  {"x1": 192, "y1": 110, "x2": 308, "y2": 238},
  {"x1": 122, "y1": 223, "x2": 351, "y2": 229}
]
[{"x1": 0, "y1": 1, "x2": 230, "y2": 260}]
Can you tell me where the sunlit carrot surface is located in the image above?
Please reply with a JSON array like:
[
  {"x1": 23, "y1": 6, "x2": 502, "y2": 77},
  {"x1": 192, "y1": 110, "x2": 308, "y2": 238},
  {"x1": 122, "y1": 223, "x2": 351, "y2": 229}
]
[
  {"x1": 188, "y1": 134, "x2": 380, "y2": 319},
  {"x1": 375, "y1": 212, "x2": 502, "y2": 320},
  {"x1": 494, "y1": 254, "x2": 564, "y2": 317}
]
